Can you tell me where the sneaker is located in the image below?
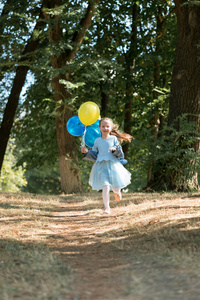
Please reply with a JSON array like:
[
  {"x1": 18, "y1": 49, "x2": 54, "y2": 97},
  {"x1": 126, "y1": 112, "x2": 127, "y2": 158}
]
[
  {"x1": 114, "y1": 192, "x2": 122, "y2": 201},
  {"x1": 103, "y1": 208, "x2": 111, "y2": 214}
]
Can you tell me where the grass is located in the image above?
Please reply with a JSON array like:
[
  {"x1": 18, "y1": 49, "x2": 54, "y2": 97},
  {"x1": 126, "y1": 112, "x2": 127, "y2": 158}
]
[
  {"x1": 0, "y1": 241, "x2": 71, "y2": 300},
  {"x1": 0, "y1": 193, "x2": 72, "y2": 300},
  {"x1": 1, "y1": 191, "x2": 200, "y2": 299},
  {"x1": 108, "y1": 193, "x2": 200, "y2": 260}
]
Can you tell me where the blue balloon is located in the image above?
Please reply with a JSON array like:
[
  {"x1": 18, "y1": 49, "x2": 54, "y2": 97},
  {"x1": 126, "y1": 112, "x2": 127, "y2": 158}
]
[
  {"x1": 91, "y1": 119, "x2": 100, "y2": 127},
  {"x1": 67, "y1": 116, "x2": 85, "y2": 136},
  {"x1": 84, "y1": 126, "x2": 101, "y2": 147}
]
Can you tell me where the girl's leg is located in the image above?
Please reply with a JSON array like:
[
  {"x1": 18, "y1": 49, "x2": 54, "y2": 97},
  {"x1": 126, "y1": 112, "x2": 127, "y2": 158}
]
[
  {"x1": 102, "y1": 185, "x2": 110, "y2": 213},
  {"x1": 112, "y1": 187, "x2": 122, "y2": 201}
]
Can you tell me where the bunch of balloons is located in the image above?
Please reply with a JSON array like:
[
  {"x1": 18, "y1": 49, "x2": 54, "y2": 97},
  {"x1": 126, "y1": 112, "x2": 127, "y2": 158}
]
[{"x1": 66, "y1": 101, "x2": 101, "y2": 147}]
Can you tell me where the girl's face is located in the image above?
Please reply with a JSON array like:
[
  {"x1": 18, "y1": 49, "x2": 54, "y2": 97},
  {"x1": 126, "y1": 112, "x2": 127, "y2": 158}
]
[{"x1": 99, "y1": 119, "x2": 112, "y2": 136}]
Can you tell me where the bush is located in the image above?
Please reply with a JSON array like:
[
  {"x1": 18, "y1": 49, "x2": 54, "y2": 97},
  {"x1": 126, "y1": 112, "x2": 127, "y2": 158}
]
[{"x1": 0, "y1": 141, "x2": 27, "y2": 192}]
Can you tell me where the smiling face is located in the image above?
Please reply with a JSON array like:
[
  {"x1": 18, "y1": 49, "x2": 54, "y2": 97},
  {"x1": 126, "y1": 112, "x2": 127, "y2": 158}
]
[{"x1": 99, "y1": 119, "x2": 113, "y2": 138}]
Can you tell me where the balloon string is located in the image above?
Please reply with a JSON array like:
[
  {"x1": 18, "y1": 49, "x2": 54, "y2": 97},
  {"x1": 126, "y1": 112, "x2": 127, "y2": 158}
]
[{"x1": 81, "y1": 126, "x2": 87, "y2": 147}]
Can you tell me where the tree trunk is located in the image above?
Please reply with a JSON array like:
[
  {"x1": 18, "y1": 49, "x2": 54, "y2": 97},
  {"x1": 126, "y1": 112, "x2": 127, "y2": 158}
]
[
  {"x1": 52, "y1": 75, "x2": 82, "y2": 193},
  {"x1": 123, "y1": 2, "x2": 138, "y2": 157},
  {"x1": 147, "y1": 5, "x2": 163, "y2": 184},
  {"x1": 168, "y1": 1, "x2": 200, "y2": 133},
  {"x1": 167, "y1": 0, "x2": 200, "y2": 190},
  {"x1": 0, "y1": 7, "x2": 45, "y2": 172},
  {"x1": 44, "y1": 0, "x2": 99, "y2": 193},
  {"x1": 149, "y1": 1, "x2": 200, "y2": 191},
  {"x1": 123, "y1": 89, "x2": 133, "y2": 156},
  {"x1": 100, "y1": 79, "x2": 109, "y2": 117}
]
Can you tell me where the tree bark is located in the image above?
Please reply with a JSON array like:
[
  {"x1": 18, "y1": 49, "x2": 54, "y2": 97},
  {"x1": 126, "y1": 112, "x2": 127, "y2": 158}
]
[
  {"x1": 123, "y1": 2, "x2": 138, "y2": 157},
  {"x1": 123, "y1": 88, "x2": 133, "y2": 157},
  {"x1": 100, "y1": 79, "x2": 109, "y2": 117},
  {"x1": 0, "y1": 7, "x2": 46, "y2": 172},
  {"x1": 44, "y1": 0, "x2": 99, "y2": 193},
  {"x1": 52, "y1": 74, "x2": 82, "y2": 193},
  {"x1": 169, "y1": 1, "x2": 200, "y2": 134},
  {"x1": 149, "y1": 1, "x2": 200, "y2": 191},
  {"x1": 147, "y1": 5, "x2": 163, "y2": 184},
  {"x1": 167, "y1": 0, "x2": 200, "y2": 190}
]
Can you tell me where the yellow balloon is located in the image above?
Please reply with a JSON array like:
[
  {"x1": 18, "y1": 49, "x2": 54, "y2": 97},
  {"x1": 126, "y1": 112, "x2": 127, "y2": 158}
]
[{"x1": 78, "y1": 102, "x2": 100, "y2": 126}]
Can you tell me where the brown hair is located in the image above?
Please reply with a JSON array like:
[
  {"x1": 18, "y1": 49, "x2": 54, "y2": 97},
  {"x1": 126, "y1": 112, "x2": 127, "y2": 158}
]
[{"x1": 99, "y1": 117, "x2": 133, "y2": 143}]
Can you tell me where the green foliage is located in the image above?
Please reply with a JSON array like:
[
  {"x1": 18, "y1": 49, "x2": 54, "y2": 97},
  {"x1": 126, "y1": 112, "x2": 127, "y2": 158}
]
[
  {"x1": 79, "y1": 159, "x2": 93, "y2": 192},
  {"x1": 0, "y1": 141, "x2": 27, "y2": 192},
  {"x1": 149, "y1": 115, "x2": 200, "y2": 191},
  {"x1": 13, "y1": 75, "x2": 58, "y2": 170},
  {"x1": 125, "y1": 114, "x2": 200, "y2": 192},
  {"x1": 0, "y1": 0, "x2": 180, "y2": 193},
  {"x1": 22, "y1": 164, "x2": 61, "y2": 195},
  {"x1": 125, "y1": 139, "x2": 149, "y2": 191}
]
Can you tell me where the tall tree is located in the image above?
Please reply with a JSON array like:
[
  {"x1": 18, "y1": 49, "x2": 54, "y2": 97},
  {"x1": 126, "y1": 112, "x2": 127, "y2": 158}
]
[
  {"x1": 150, "y1": 0, "x2": 200, "y2": 191},
  {"x1": 168, "y1": 0, "x2": 200, "y2": 190},
  {"x1": 43, "y1": 0, "x2": 99, "y2": 193},
  {"x1": 0, "y1": 4, "x2": 46, "y2": 172},
  {"x1": 147, "y1": 4, "x2": 166, "y2": 184},
  {"x1": 0, "y1": 0, "x2": 179, "y2": 193},
  {"x1": 122, "y1": 2, "x2": 138, "y2": 157}
]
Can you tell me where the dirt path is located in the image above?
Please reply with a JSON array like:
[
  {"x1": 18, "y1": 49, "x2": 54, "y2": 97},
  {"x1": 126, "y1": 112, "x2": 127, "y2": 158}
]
[
  {"x1": 46, "y1": 196, "x2": 130, "y2": 299},
  {"x1": 44, "y1": 193, "x2": 200, "y2": 300}
]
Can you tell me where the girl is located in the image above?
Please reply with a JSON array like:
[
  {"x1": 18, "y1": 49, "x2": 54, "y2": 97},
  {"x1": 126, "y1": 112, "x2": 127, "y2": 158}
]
[{"x1": 81, "y1": 117, "x2": 132, "y2": 214}]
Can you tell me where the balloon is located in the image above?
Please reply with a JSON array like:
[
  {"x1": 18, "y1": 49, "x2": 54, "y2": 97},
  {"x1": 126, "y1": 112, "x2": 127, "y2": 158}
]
[
  {"x1": 91, "y1": 119, "x2": 100, "y2": 127},
  {"x1": 84, "y1": 126, "x2": 101, "y2": 147},
  {"x1": 78, "y1": 102, "x2": 100, "y2": 126},
  {"x1": 66, "y1": 116, "x2": 85, "y2": 136}
]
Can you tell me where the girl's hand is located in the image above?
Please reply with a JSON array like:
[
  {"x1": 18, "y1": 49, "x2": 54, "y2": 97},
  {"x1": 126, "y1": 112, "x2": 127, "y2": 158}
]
[
  {"x1": 109, "y1": 147, "x2": 116, "y2": 152},
  {"x1": 81, "y1": 146, "x2": 88, "y2": 153}
]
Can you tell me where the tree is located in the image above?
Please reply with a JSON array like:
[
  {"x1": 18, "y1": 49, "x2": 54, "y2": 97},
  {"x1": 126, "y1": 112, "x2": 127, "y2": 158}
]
[
  {"x1": 0, "y1": 0, "x2": 100, "y2": 194},
  {"x1": 0, "y1": 2, "x2": 46, "y2": 172},
  {"x1": 0, "y1": 0, "x2": 180, "y2": 193},
  {"x1": 147, "y1": 3, "x2": 174, "y2": 184},
  {"x1": 149, "y1": 0, "x2": 200, "y2": 191},
  {"x1": 73, "y1": 0, "x2": 139, "y2": 156},
  {"x1": 122, "y1": 2, "x2": 138, "y2": 157},
  {"x1": 43, "y1": 0, "x2": 99, "y2": 193}
]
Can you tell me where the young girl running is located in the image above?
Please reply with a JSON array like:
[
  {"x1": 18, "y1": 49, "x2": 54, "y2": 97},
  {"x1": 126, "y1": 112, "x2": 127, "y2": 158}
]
[{"x1": 81, "y1": 117, "x2": 132, "y2": 214}]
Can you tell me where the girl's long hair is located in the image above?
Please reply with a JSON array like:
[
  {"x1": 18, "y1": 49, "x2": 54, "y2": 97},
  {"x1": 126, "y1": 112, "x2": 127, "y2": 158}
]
[{"x1": 99, "y1": 117, "x2": 133, "y2": 143}]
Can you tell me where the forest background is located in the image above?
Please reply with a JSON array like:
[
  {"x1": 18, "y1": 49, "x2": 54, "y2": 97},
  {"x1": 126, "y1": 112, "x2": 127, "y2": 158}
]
[{"x1": 0, "y1": 0, "x2": 200, "y2": 195}]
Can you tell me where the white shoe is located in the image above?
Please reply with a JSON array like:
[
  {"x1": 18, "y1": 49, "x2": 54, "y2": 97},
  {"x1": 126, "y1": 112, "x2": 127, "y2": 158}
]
[{"x1": 103, "y1": 208, "x2": 111, "y2": 214}]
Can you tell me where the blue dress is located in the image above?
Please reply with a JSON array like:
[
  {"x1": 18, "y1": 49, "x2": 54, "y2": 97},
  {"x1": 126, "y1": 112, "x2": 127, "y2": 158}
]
[{"x1": 87, "y1": 135, "x2": 131, "y2": 191}]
